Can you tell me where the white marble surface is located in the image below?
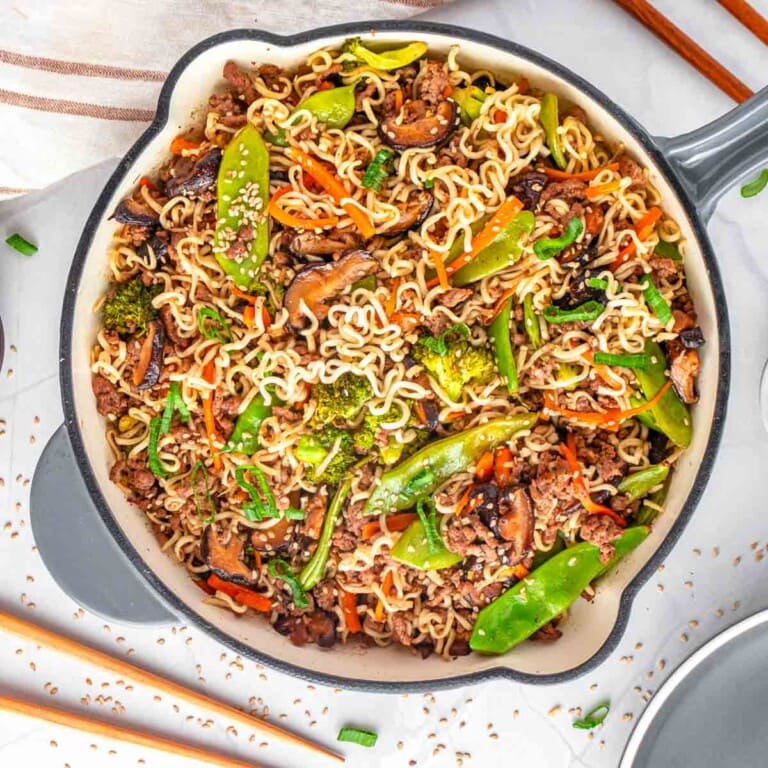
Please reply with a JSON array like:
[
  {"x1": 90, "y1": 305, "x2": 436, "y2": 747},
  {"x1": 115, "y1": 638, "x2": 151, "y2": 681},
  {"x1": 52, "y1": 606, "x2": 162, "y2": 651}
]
[{"x1": 1, "y1": 1, "x2": 768, "y2": 766}]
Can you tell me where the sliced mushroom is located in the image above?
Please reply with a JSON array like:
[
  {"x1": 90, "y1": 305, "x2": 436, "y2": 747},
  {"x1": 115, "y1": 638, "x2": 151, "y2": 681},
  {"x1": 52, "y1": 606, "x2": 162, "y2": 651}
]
[
  {"x1": 668, "y1": 343, "x2": 700, "y2": 404},
  {"x1": 201, "y1": 526, "x2": 255, "y2": 586},
  {"x1": 250, "y1": 517, "x2": 295, "y2": 553},
  {"x1": 283, "y1": 249, "x2": 378, "y2": 328},
  {"x1": 679, "y1": 326, "x2": 705, "y2": 349},
  {"x1": 305, "y1": 610, "x2": 337, "y2": 648},
  {"x1": 378, "y1": 99, "x2": 459, "y2": 151},
  {"x1": 471, "y1": 483, "x2": 500, "y2": 534},
  {"x1": 496, "y1": 487, "x2": 534, "y2": 561},
  {"x1": 299, "y1": 490, "x2": 328, "y2": 542},
  {"x1": 137, "y1": 233, "x2": 170, "y2": 266},
  {"x1": 385, "y1": 190, "x2": 433, "y2": 235},
  {"x1": 110, "y1": 197, "x2": 159, "y2": 227},
  {"x1": 134, "y1": 321, "x2": 164, "y2": 390},
  {"x1": 164, "y1": 148, "x2": 222, "y2": 198},
  {"x1": 289, "y1": 228, "x2": 361, "y2": 257},
  {"x1": 507, "y1": 171, "x2": 548, "y2": 211}
]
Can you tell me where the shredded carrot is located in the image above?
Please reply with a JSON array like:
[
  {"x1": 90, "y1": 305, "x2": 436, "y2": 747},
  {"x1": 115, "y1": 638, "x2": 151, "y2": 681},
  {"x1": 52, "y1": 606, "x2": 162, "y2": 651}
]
[
  {"x1": 375, "y1": 571, "x2": 394, "y2": 622},
  {"x1": 202, "y1": 359, "x2": 223, "y2": 471},
  {"x1": 455, "y1": 485, "x2": 474, "y2": 517},
  {"x1": 516, "y1": 76, "x2": 530, "y2": 95},
  {"x1": 428, "y1": 196, "x2": 524, "y2": 288},
  {"x1": 511, "y1": 563, "x2": 529, "y2": 580},
  {"x1": 231, "y1": 285, "x2": 257, "y2": 304},
  {"x1": 260, "y1": 303, "x2": 272, "y2": 330},
  {"x1": 442, "y1": 83, "x2": 453, "y2": 98},
  {"x1": 389, "y1": 311, "x2": 421, "y2": 333},
  {"x1": 170, "y1": 136, "x2": 200, "y2": 155},
  {"x1": 585, "y1": 180, "x2": 621, "y2": 200},
  {"x1": 138, "y1": 176, "x2": 156, "y2": 191},
  {"x1": 385, "y1": 277, "x2": 401, "y2": 317},
  {"x1": 413, "y1": 401, "x2": 428, "y2": 426},
  {"x1": 493, "y1": 109, "x2": 506, "y2": 123},
  {"x1": 132, "y1": 324, "x2": 157, "y2": 387},
  {"x1": 559, "y1": 433, "x2": 626, "y2": 526},
  {"x1": 340, "y1": 589, "x2": 362, "y2": 633},
  {"x1": 361, "y1": 513, "x2": 417, "y2": 540},
  {"x1": 287, "y1": 147, "x2": 375, "y2": 238},
  {"x1": 542, "y1": 162, "x2": 620, "y2": 181},
  {"x1": 207, "y1": 574, "x2": 272, "y2": 612},
  {"x1": 475, "y1": 450, "x2": 494, "y2": 482},
  {"x1": 430, "y1": 249, "x2": 450, "y2": 290},
  {"x1": 493, "y1": 446, "x2": 514, "y2": 487},
  {"x1": 242, "y1": 305, "x2": 256, "y2": 328},
  {"x1": 268, "y1": 185, "x2": 340, "y2": 230},
  {"x1": 543, "y1": 380, "x2": 672, "y2": 432},
  {"x1": 611, "y1": 206, "x2": 663, "y2": 271},
  {"x1": 317, "y1": 80, "x2": 334, "y2": 91},
  {"x1": 393, "y1": 88, "x2": 404, "y2": 113}
]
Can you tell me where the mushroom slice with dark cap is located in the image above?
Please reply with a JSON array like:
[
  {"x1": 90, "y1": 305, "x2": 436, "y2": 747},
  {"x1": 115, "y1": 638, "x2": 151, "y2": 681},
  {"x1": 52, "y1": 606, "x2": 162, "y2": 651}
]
[
  {"x1": 289, "y1": 227, "x2": 361, "y2": 257},
  {"x1": 164, "y1": 148, "x2": 222, "y2": 198},
  {"x1": 133, "y1": 320, "x2": 165, "y2": 390},
  {"x1": 668, "y1": 340, "x2": 700, "y2": 404},
  {"x1": 110, "y1": 197, "x2": 159, "y2": 227},
  {"x1": 201, "y1": 526, "x2": 256, "y2": 587},
  {"x1": 251, "y1": 516, "x2": 295, "y2": 554},
  {"x1": 283, "y1": 249, "x2": 378, "y2": 328},
  {"x1": 496, "y1": 487, "x2": 534, "y2": 561},
  {"x1": 385, "y1": 189, "x2": 433, "y2": 235},
  {"x1": 378, "y1": 99, "x2": 459, "y2": 151}
]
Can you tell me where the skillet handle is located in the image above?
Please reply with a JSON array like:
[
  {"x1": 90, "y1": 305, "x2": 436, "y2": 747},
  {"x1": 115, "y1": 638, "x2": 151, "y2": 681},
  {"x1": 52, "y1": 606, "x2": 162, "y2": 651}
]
[{"x1": 656, "y1": 86, "x2": 768, "y2": 222}]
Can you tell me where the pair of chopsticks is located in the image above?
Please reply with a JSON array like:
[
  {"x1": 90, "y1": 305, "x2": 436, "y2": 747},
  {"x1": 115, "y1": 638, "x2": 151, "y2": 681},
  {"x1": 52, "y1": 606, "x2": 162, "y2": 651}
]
[
  {"x1": 0, "y1": 609, "x2": 343, "y2": 766},
  {"x1": 611, "y1": 0, "x2": 767, "y2": 103}
]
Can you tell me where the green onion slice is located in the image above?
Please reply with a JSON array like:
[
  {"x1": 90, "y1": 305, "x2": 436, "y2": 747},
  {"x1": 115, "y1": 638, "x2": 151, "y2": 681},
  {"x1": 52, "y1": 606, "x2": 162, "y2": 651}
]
[
  {"x1": 642, "y1": 274, "x2": 672, "y2": 325},
  {"x1": 585, "y1": 277, "x2": 609, "y2": 290},
  {"x1": 542, "y1": 300, "x2": 604, "y2": 324},
  {"x1": 423, "y1": 178, "x2": 435, "y2": 190},
  {"x1": 573, "y1": 703, "x2": 610, "y2": 730},
  {"x1": 268, "y1": 558, "x2": 309, "y2": 608},
  {"x1": 160, "y1": 381, "x2": 189, "y2": 433},
  {"x1": 235, "y1": 465, "x2": 279, "y2": 521},
  {"x1": 361, "y1": 149, "x2": 394, "y2": 192},
  {"x1": 197, "y1": 307, "x2": 232, "y2": 343},
  {"x1": 416, "y1": 497, "x2": 443, "y2": 555},
  {"x1": 654, "y1": 240, "x2": 682, "y2": 261},
  {"x1": 533, "y1": 217, "x2": 584, "y2": 260},
  {"x1": 337, "y1": 727, "x2": 378, "y2": 747},
  {"x1": 5, "y1": 233, "x2": 38, "y2": 256},
  {"x1": 419, "y1": 323, "x2": 470, "y2": 357},
  {"x1": 190, "y1": 460, "x2": 216, "y2": 523},
  {"x1": 593, "y1": 351, "x2": 650, "y2": 369},
  {"x1": 147, "y1": 417, "x2": 168, "y2": 478},
  {"x1": 741, "y1": 168, "x2": 768, "y2": 199}
]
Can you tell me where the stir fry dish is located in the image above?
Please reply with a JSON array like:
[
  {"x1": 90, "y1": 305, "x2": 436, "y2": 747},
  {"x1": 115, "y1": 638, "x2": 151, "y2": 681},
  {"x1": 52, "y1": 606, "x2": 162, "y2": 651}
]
[{"x1": 91, "y1": 39, "x2": 703, "y2": 658}]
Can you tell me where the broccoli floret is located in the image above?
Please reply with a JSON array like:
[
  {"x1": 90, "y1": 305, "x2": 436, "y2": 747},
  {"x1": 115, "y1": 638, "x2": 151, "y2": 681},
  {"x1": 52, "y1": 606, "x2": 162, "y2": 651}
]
[
  {"x1": 353, "y1": 405, "x2": 401, "y2": 452},
  {"x1": 310, "y1": 374, "x2": 373, "y2": 427},
  {"x1": 102, "y1": 276, "x2": 160, "y2": 337},
  {"x1": 412, "y1": 334, "x2": 495, "y2": 401},
  {"x1": 296, "y1": 428, "x2": 357, "y2": 486}
]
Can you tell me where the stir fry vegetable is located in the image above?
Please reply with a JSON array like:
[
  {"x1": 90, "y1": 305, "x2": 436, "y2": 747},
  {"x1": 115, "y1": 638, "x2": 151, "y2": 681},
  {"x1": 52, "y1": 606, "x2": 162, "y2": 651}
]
[
  {"x1": 573, "y1": 703, "x2": 610, "y2": 730},
  {"x1": 234, "y1": 465, "x2": 281, "y2": 520},
  {"x1": 197, "y1": 307, "x2": 232, "y2": 343},
  {"x1": 364, "y1": 414, "x2": 538, "y2": 515},
  {"x1": 213, "y1": 124, "x2": 270, "y2": 289},
  {"x1": 190, "y1": 460, "x2": 217, "y2": 522},
  {"x1": 361, "y1": 149, "x2": 394, "y2": 191},
  {"x1": 741, "y1": 168, "x2": 768, "y2": 198},
  {"x1": 337, "y1": 727, "x2": 378, "y2": 748},
  {"x1": 226, "y1": 396, "x2": 272, "y2": 454},
  {"x1": 523, "y1": 294, "x2": 541, "y2": 349},
  {"x1": 489, "y1": 297, "x2": 518, "y2": 394},
  {"x1": 453, "y1": 210, "x2": 535, "y2": 286},
  {"x1": 592, "y1": 351, "x2": 650, "y2": 370},
  {"x1": 642, "y1": 274, "x2": 673, "y2": 325},
  {"x1": 618, "y1": 464, "x2": 669, "y2": 502},
  {"x1": 540, "y1": 92, "x2": 566, "y2": 169},
  {"x1": 103, "y1": 276, "x2": 160, "y2": 337},
  {"x1": 147, "y1": 416, "x2": 168, "y2": 478},
  {"x1": 543, "y1": 300, "x2": 605, "y2": 324},
  {"x1": 5, "y1": 233, "x2": 37, "y2": 256},
  {"x1": 344, "y1": 37, "x2": 427, "y2": 70},
  {"x1": 654, "y1": 240, "x2": 682, "y2": 261},
  {"x1": 453, "y1": 85, "x2": 488, "y2": 125},
  {"x1": 269, "y1": 558, "x2": 309, "y2": 608},
  {"x1": 417, "y1": 323, "x2": 469, "y2": 357},
  {"x1": 634, "y1": 340, "x2": 692, "y2": 448},
  {"x1": 470, "y1": 526, "x2": 648, "y2": 654},
  {"x1": 391, "y1": 517, "x2": 463, "y2": 571},
  {"x1": 533, "y1": 217, "x2": 584, "y2": 260},
  {"x1": 299, "y1": 466, "x2": 359, "y2": 590}
]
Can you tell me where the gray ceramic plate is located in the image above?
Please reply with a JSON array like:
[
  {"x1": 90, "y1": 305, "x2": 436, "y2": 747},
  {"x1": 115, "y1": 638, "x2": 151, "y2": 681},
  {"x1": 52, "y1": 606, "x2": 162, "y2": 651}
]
[{"x1": 621, "y1": 610, "x2": 768, "y2": 767}]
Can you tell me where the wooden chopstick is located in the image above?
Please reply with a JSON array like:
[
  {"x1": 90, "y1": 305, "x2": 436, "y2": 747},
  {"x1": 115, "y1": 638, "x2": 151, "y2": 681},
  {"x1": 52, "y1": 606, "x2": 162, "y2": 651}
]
[
  {"x1": 0, "y1": 609, "x2": 343, "y2": 763},
  {"x1": 0, "y1": 693, "x2": 263, "y2": 768},
  {"x1": 611, "y1": 0, "x2": 754, "y2": 103},
  {"x1": 717, "y1": 0, "x2": 768, "y2": 45}
]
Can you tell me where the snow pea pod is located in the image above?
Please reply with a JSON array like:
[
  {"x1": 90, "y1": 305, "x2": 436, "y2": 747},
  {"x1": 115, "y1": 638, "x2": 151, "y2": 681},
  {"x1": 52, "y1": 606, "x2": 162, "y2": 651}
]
[
  {"x1": 617, "y1": 464, "x2": 669, "y2": 502},
  {"x1": 470, "y1": 526, "x2": 649, "y2": 654},
  {"x1": 266, "y1": 83, "x2": 357, "y2": 146},
  {"x1": 364, "y1": 414, "x2": 538, "y2": 516},
  {"x1": 344, "y1": 37, "x2": 428, "y2": 70},
  {"x1": 452, "y1": 210, "x2": 535, "y2": 286},
  {"x1": 635, "y1": 340, "x2": 692, "y2": 448},
  {"x1": 540, "y1": 92, "x2": 567, "y2": 169},
  {"x1": 523, "y1": 294, "x2": 541, "y2": 350},
  {"x1": 391, "y1": 519, "x2": 463, "y2": 571},
  {"x1": 489, "y1": 297, "x2": 518, "y2": 394},
  {"x1": 226, "y1": 396, "x2": 272, "y2": 455},
  {"x1": 636, "y1": 476, "x2": 670, "y2": 526},
  {"x1": 213, "y1": 124, "x2": 270, "y2": 289}
]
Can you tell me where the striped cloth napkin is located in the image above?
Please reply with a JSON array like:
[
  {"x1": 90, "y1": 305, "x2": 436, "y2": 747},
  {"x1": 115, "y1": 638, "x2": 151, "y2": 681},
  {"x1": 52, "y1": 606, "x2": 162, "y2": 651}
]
[{"x1": 0, "y1": 0, "x2": 451, "y2": 199}]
